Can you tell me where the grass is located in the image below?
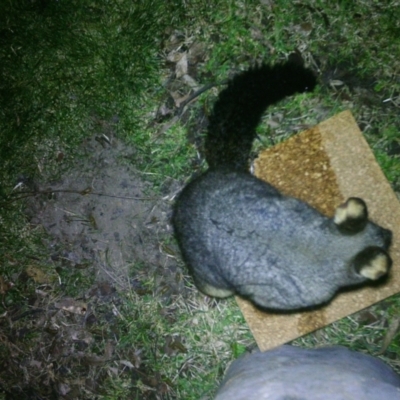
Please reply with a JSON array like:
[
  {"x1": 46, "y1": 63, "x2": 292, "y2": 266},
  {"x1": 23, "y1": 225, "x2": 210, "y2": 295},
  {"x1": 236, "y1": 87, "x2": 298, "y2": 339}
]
[
  {"x1": 0, "y1": 0, "x2": 179, "y2": 183},
  {"x1": 1, "y1": 0, "x2": 400, "y2": 399},
  {"x1": 109, "y1": 291, "x2": 252, "y2": 399}
]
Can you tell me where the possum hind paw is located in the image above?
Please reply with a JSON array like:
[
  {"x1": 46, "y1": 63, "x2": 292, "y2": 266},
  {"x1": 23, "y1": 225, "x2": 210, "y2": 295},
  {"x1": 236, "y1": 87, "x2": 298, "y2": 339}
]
[
  {"x1": 334, "y1": 197, "x2": 368, "y2": 233},
  {"x1": 353, "y1": 246, "x2": 392, "y2": 280},
  {"x1": 195, "y1": 279, "x2": 234, "y2": 298}
]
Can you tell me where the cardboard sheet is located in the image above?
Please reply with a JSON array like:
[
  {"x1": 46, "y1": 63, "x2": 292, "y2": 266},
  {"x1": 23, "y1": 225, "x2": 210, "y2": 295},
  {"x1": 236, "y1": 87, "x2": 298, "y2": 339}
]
[{"x1": 236, "y1": 110, "x2": 400, "y2": 351}]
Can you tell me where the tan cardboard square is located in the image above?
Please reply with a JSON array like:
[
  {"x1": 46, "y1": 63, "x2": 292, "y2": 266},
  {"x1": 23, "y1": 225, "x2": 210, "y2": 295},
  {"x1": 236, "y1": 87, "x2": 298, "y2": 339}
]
[{"x1": 236, "y1": 110, "x2": 400, "y2": 351}]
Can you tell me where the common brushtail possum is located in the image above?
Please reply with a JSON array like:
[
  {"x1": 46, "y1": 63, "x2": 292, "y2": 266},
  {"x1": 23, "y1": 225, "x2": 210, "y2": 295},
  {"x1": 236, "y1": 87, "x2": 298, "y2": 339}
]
[{"x1": 172, "y1": 61, "x2": 393, "y2": 310}]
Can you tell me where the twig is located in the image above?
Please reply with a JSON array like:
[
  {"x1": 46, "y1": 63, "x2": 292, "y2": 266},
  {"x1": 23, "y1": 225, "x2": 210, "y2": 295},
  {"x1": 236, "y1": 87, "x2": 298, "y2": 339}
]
[
  {"x1": 3, "y1": 188, "x2": 156, "y2": 206},
  {"x1": 177, "y1": 80, "x2": 228, "y2": 116},
  {"x1": 155, "y1": 79, "x2": 229, "y2": 138}
]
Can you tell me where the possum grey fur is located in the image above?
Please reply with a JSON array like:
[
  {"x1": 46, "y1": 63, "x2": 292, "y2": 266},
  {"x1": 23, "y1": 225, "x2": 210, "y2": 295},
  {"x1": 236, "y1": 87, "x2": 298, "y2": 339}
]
[{"x1": 172, "y1": 61, "x2": 392, "y2": 310}]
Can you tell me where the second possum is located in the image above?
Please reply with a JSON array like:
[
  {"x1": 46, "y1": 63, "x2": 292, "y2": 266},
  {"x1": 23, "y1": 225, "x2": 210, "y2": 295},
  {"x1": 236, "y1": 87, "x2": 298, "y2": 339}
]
[{"x1": 172, "y1": 61, "x2": 393, "y2": 310}]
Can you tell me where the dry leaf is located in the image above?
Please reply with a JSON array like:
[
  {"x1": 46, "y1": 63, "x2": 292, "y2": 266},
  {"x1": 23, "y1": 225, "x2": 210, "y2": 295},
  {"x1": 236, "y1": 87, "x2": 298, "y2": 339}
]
[
  {"x1": 187, "y1": 42, "x2": 206, "y2": 64},
  {"x1": 300, "y1": 22, "x2": 313, "y2": 32},
  {"x1": 81, "y1": 341, "x2": 113, "y2": 366},
  {"x1": 26, "y1": 265, "x2": 54, "y2": 284},
  {"x1": 377, "y1": 316, "x2": 400, "y2": 355},
  {"x1": 166, "y1": 49, "x2": 184, "y2": 63},
  {"x1": 29, "y1": 360, "x2": 42, "y2": 368},
  {"x1": 58, "y1": 383, "x2": 70, "y2": 396},
  {"x1": 175, "y1": 52, "x2": 188, "y2": 78},
  {"x1": 108, "y1": 367, "x2": 119, "y2": 376},
  {"x1": 70, "y1": 329, "x2": 93, "y2": 345},
  {"x1": 88, "y1": 213, "x2": 98, "y2": 229},
  {"x1": 0, "y1": 275, "x2": 14, "y2": 295},
  {"x1": 161, "y1": 244, "x2": 177, "y2": 257},
  {"x1": 104, "y1": 341, "x2": 114, "y2": 359},
  {"x1": 79, "y1": 187, "x2": 92, "y2": 195},
  {"x1": 132, "y1": 349, "x2": 142, "y2": 368},
  {"x1": 120, "y1": 360, "x2": 135, "y2": 369},
  {"x1": 164, "y1": 335, "x2": 187, "y2": 356},
  {"x1": 170, "y1": 91, "x2": 191, "y2": 108},
  {"x1": 54, "y1": 298, "x2": 87, "y2": 315},
  {"x1": 330, "y1": 79, "x2": 345, "y2": 87},
  {"x1": 181, "y1": 74, "x2": 199, "y2": 90}
]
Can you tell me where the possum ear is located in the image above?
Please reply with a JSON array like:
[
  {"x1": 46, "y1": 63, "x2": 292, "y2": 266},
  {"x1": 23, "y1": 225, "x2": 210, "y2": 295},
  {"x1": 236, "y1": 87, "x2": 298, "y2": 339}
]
[
  {"x1": 334, "y1": 197, "x2": 368, "y2": 233},
  {"x1": 353, "y1": 246, "x2": 392, "y2": 280}
]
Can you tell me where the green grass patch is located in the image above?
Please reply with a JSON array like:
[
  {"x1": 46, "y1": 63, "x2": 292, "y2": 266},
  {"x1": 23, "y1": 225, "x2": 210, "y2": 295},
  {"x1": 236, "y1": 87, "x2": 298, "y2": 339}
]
[
  {"x1": 0, "y1": 0, "x2": 181, "y2": 184},
  {"x1": 103, "y1": 288, "x2": 252, "y2": 399}
]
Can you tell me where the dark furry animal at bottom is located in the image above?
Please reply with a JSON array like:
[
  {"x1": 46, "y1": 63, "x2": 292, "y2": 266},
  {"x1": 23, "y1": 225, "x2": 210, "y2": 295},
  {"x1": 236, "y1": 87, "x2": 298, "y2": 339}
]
[{"x1": 172, "y1": 61, "x2": 393, "y2": 311}]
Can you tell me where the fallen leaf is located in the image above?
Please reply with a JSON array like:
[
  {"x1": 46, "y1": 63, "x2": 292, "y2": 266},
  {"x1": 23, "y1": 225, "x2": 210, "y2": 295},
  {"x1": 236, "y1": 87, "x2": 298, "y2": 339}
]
[
  {"x1": 377, "y1": 316, "x2": 400, "y2": 355},
  {"x1": 300, "y1": 22, "x2": 313, "y2": 32},
  {"x1": 54, "y1": 298, "x2": 87, "y2": 315},
  {"x1": 357, "y1": 310, "x2": 380, "y2": 325},
  {"x1": 166, "y1": 49, "x2": 184, "y2": 63},
  {"x1": 104, "y1": 341, "x2": 114, "y2": 359},
  {"x1": 0, "y1": 276, "x2": 14, "y2": 295},
  {"x1": 26, "y1": 265, "x2": 54, "y2": 284},
  {"x1": 108, "y1": 367, "x2": 119, "y2": 376},
  {"x1": 88, "y1": 213, "x2": 98, "y2": 229},
  {"x1": 330, "y1": 79, "x2": 345, "y2": 87},
  {"x1": 187, "y1": 42, "x2": 206, "y2": 64},
  {"x1": 164, "y1": 335, "x2": 187, "y2": 356},
  {"x1": 58, "y1": 382, "x2": 70, "y2": 396},
  {"x1": 171, "y1": 91, "x2": 191, "y2": 108},
  {"x1": 182, "y1": 74, "x2": 200, "y2": 90},
  {"x1": 29, "y1": 359, "x2": 42, "y2": 368},
  {"x1": 161, "y1": 244, "x2": 177, "y2": 257},
  {"x1": 79, "y1": 187, "x2": 92, "y2": 195},
  {"x1": 175, "y1": 52, "x2": 188, "y2": 78},
  {"x1": 80, "y1": 342, "x2": 114, "y2": 366},
  {"x1": 120, "y1": 360, "x2": 135, "y2": 369}
]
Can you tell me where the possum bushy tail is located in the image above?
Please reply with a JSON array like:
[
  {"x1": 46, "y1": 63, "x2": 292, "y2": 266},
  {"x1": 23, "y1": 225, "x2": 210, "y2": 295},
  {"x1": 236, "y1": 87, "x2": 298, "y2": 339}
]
[{"x1": 205, "y1": 62, "x2": 317, "y2": 171}]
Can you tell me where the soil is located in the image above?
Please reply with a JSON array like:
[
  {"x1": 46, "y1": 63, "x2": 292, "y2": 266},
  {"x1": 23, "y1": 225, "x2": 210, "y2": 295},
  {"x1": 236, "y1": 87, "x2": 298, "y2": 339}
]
[
  {"x1": 25, "y1": 133, "x2": 183, "y2": 296},
  {"x1": 8, "y1": 129, "x2": 196, "y2": 399}
]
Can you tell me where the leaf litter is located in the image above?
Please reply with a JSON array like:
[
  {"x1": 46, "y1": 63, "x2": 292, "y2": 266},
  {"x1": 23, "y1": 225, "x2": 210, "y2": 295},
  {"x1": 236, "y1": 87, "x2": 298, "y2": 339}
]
[{"x1": 1, "y1": 122, "x2": 192, "y2": 398}]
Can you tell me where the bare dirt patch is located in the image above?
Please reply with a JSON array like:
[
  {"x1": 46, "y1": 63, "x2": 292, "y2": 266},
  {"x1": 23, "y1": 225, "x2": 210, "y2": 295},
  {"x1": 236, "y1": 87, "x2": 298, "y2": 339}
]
[
  {"x1": 25, "y1": 134, "x2": 182, "y2": 292},
  {"x1": 4, "y1": 132, "x2": 189, "y2": 399}
]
